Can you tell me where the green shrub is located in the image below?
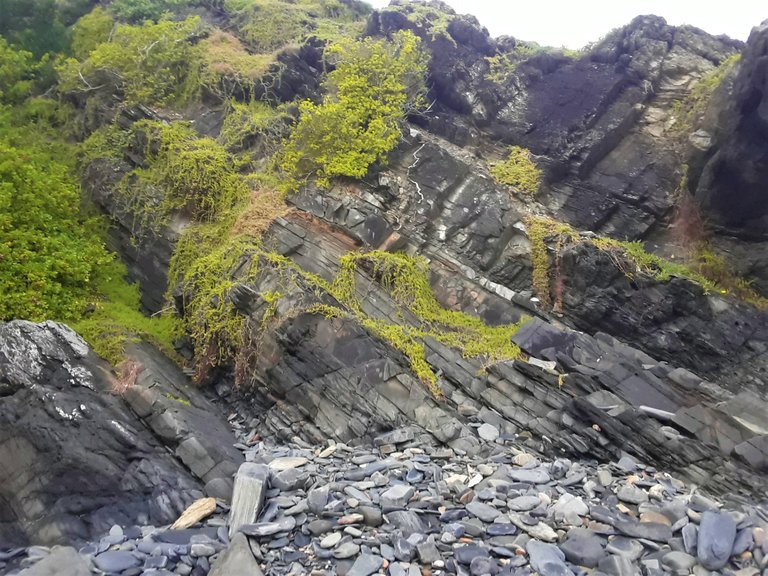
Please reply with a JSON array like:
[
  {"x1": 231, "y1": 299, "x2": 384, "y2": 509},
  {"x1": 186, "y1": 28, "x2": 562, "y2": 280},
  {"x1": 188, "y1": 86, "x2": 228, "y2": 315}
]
[
  {"x1": 218, "y1": 99, "x2": 289, "y2": 154},
  {"x1": 0, "y1": 38, "x2": 35, "y2": 103},
  {"x1": 279, "y1": 30, "x2": 428, "y2": 188},
  {"x1": 0, "y1": 122, "x2": 109, "y2": 321},
  {"x1": 672, "y1": 54, "x2": 741, "y2": 133},
  {"x1": 490, "y1": 146, "x2": 542, "y2": 195},
  {"x1": 0, "y1": 0, "x2": 68, "y2": 57},
  {"x1": 199, "y1": 30, "x2": 275, "y2": 98},
  {"x1": 70, "y1": 6, "x2": 114, "y2": 59},
  {"x1": 120, "y1": 120, "x2": 248, "y2": 231},
  {"x1": 111, "y1": 0, "x2": 190, "y2": 23},
  {"x1": 57, "y1": 16, "x2": 203, "y2": 105},
  {"x1": 71, "y1": 258, "x2": 179, "y2": 364}
]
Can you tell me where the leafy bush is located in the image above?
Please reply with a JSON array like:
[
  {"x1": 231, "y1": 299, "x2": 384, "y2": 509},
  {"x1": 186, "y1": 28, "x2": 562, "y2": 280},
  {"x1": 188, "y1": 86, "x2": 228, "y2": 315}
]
[
  {"x1": 0, "y1": 0, "x2": 68, "y2": 57},
  {"x1": 0, "y1": 38, "x2": 35, "y2": 103},
  {"x1": 218, "y1": 99, "x2": 289, "y2": 155},
  {"x1": 111, "y1": 0, "x2": 190, "y2": 23},
  {"x1": 490, "y1": 146, "x2": 542, "y2": 195},
  {"x1": 200, "y1": 30, "x2": 275, "y2": 98},
  {"x1": 280, "y1": 30, "x2": 428, "y2": 188},
  {"x1": 70, "y1": 6, "x2": 114, "y2": 60},
  {"x1": 0, "y1": 121, "x2": 109, "y2": 321},
  {"x1": 122, "y1": 121, "x2": 248, "y2": 228},
  {"x1": 57, "y1": 16, "x2": 203, "y2": 105}
]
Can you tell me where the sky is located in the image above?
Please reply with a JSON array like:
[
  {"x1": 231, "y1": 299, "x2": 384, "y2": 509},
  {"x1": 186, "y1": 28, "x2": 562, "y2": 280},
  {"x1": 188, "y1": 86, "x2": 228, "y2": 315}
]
[{"x1": 367, "y1": 1, "x2": 767, "y2": 49}]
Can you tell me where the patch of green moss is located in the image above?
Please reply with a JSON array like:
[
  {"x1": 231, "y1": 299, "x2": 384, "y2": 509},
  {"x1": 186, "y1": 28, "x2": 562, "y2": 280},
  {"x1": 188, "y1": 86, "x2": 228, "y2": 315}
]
[
  {"x1": 671, "y1": 54, "x2": 740, "y2": 134},
  {"x1": 490, "y1": 146, "x2": 542, "y2": 195},
  {"x1": 115, "y1": 120, "x2": 249, "y2": 238},
  {"x1": 71, "y1": 258, "x2": 179, "y2": 365},
  {"x1": 525, "y1": 216, "x2": 768, "y2": 309},
  {"x1": 318, "y1": 251, "x2": 528, "y2": 396},
  {"x1": 165, "y1": 391, "x2": 192, "y2": 405}
]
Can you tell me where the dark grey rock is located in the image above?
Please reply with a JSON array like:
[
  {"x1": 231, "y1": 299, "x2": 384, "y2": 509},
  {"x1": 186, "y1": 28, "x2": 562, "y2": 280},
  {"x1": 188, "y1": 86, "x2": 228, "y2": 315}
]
[
  {"x1": 17, "y1": 547, "x2": 91, "y2": 576},
  {"x1": 346, "y1": 553, "x2": 383, "y2": 576},
  {"x1": 93, "y1": 551, "x2": 141, "y2": 572},
  {"x1": 508, "y1": 468, "x2": 551, "y2": 484},
  {"x1": 466, "y1": 501, "x2": 501, "y2": 523},
  {"x1": 240, "y1": 515, "x2": 296, "y2": 537},
  {"x1": 527, "y1": 540, "x2": 574, "y2": 576},
  {"x1": 697, "y1": 510, "x2": 737, "y2": 570},
  {"x1": 454, "y1": 544, "x2": 490, "y2": 565},
  {"x1": 615, "y1": 520, "x2": 672, "y2": 542},
  {"x1": 559, "y1": 533, "x2": 605, "y2": 568},
  {"x1": 381, "y1": 484, "x2": 415, "y2": 509},
  {"x1": 208, "y1": 533, "x2": 263, "y2": 576}
]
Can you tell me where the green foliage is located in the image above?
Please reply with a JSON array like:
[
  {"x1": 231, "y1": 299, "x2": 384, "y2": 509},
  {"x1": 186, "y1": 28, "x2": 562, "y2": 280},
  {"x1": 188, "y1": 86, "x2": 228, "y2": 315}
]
[
  {"x1": 57, "y1": 17, "x2": 203, "y2": 105},
  {"x1": 320, "y1": 251, "x2": 527, "y2": 395},
  {"x1": 0, "y1": 0, "x2": 68, "y2": 57},
  {"x1": 218, "y1": 99, "x2": 290, "y2": 160},
  {"x1": 71, "y1": 259, "x2": 179, "y2": 364},
  {"x1": 0, "y1": 38, "x2": 35, "y2": 103},
  {"x1": 70, "y1": 6, "x2": 114, "y2": 60},
  {"x1": 524, "y1": 216, "x2": 768, "y2": 309},
  {"x1": 378, "y1": 2, "x2": 454, "y2": 44},
  {"x1": 119, "y1": 121, "x2": 248, "y2": 234},
  {"x1": 0, "y1": 108, "x2": 110, "y2": 321},
  {"x1": 672, "y1": 54, "x2": 741, "y2": 134},
  {"x1": 111, "y1": 0, "x2": 191, "y2": 23},
  {"x1": 490, "y1": 146, "x2": 542, "y2": 195},
  {"x1": 279, "y1": 30, "x2": 428, "y2": 189},
  {"x1": 79, "y1": 122, "x2": 132, "y2": 164},
  {"x1": 225, "y1": 0, "x2": 369, "y2": 51},
  {"x1": 199, "y1": 30, "x2": 275, "y2": 98}
]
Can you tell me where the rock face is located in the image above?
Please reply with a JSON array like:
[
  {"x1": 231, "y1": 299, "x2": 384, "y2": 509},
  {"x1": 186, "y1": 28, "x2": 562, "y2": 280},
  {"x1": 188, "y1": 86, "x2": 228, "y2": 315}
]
[{"x1": 0, "y1": 321, "x2": 228, "y2": 547}]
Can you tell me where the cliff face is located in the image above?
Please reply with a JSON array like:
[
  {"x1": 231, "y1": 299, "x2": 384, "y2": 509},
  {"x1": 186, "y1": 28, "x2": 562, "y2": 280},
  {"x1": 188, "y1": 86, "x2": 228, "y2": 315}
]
[
  {"x1": 7, "y1": 0, "x2": 768, "y2": 562},
  {"x1": 73, "y1": 2, "x2": 768, "y2": 491}
]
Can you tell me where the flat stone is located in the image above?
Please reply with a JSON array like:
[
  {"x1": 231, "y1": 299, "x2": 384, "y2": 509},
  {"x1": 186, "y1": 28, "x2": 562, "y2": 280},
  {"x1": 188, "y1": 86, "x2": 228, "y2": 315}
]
[
  {"x1": 18, "y1": 547, "x2": 91, "y2": 576},
  {"x1": 508, "y1": 468, "x2": 551, "y2": 484},
  {"x1": 307, "y1": 485, "x2": 329, "y2": 515},
  {"x1": 616, "y1": 456, "x2": 638, "y2": 473},
  {"x1": 374, "y1": 429, "x2": 415, "y2": 446},
  {"x1": 268, "y1": 457, "x2": 308, "y2": 471},
  {"x1": 93, "y1": 551, "x2": 141, "y2": 573},
  {"x1": 385, "y1": 511, "x2": 425, "y2": 536},
  {"x1": 454, "y1": 544, "x2": 490, "y2": 565},
  {"x1": 381, "y1": 484, "x2": 415, "y2": 508},
  {"x1": 697, "y1": 511, "x2": 737, "y2": 570},
  {"x1": 240, "y1": 515, "x2": 296, "y2": 536},
  {"x1": 209, "y1": 533, "x2": 264, "y2": 576},
  {"x1": 559, "y1": 534, "x2": 605, "y2": 568},
  {"x1": 466, "y1": 501, "x2": 501, "y2": 523},
  {"x1": 320, "y1": 532, "x2": 342, "y2": 548},
  {"x1": 333, "y1": 541, "x2": 361, "y2": 559},
  {"x1": 615, "y1": 519, "x2": 672, "y2": 542},
  {"x1": 598, "y1": 554, "x2": 636, "y2": 576},
  {"x1": 662, "y1": 551, "x2": 697, "y2": 572},
  {"x1": 478, "y1": 423, "x2": 500, "y2": 442},
  {"x1": 526, "y1": 540, "x2": 574, "y2": 576},
  {"x1": 347, "y1": 553, "x2": 383, "y2": 576},
  {"x1": 508, "y1": 495, "x2": 541, "y2": 511},
  {"x1": 417, "y1": 539, "x2": 441, "y2": 564},
  {"x1": 617, "y1": 485, "x2": 649, "y2": 505},
  {"x1": 606, "y1": 537, "x2": 644, "y2": 561}
]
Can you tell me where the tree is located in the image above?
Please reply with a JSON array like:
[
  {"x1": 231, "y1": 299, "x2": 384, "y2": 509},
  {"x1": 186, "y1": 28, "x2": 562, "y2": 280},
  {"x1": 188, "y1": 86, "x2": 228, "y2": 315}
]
[{"x1": 280, "y1": 30, "x2": 427, "y2": 188}]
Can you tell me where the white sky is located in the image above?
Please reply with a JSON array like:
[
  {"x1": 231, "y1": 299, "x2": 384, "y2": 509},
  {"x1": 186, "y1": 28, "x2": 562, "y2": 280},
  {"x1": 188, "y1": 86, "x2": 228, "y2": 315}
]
[{"x1": 368, "y1": 1, "x2": 768, "y2": 49}]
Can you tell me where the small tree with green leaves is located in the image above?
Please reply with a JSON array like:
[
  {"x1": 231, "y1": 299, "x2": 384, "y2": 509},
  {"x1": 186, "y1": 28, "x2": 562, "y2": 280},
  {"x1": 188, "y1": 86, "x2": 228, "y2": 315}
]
[
  {"x1": 280, "y1": 30, "x2": 428, "y2": 189},
  {"x1": 57, "y1": 16, "x2": 203, "y2": 105}
]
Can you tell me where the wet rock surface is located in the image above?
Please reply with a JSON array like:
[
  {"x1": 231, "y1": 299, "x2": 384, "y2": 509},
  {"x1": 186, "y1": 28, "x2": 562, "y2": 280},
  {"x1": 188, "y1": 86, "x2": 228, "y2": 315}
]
[{"x1": 0, "y1": 321, "x2": 204, "y2": 548}]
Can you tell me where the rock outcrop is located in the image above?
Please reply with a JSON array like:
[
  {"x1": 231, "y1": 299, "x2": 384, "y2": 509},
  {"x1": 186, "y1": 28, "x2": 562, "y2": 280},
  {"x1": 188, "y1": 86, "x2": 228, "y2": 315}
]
[{"x1": 0, "y1": 321, "x2": 241, "y2": 548}]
